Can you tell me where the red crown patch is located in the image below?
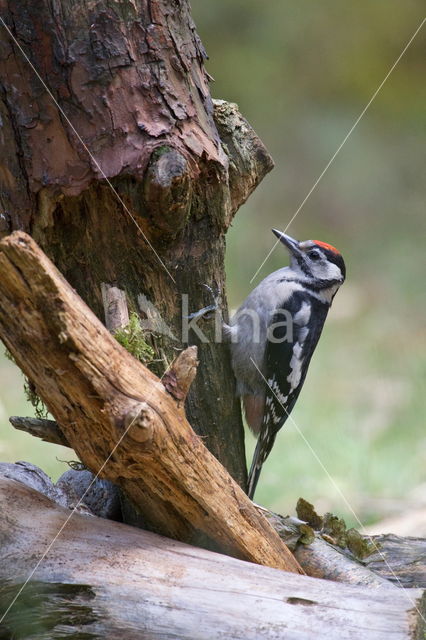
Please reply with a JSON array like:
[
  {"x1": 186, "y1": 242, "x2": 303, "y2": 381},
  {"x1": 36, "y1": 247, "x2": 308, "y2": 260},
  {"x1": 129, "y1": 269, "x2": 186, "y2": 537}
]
[{"x1": 314, "y1": 240, "x2": 340, "y2": 255}]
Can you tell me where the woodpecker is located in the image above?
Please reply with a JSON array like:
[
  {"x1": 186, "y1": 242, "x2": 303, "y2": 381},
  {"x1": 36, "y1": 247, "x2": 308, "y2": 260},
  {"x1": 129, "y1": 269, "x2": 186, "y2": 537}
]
[{"x1": 227, "y1": 229, "x2": 346, "y2": 499}]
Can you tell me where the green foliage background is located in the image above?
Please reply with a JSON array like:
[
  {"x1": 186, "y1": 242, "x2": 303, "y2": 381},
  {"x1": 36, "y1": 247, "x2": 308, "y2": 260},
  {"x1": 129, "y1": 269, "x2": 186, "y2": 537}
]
[
  {"x1": 0, "y1": 1, "x2": 425, "y2": 526},
  {"x1": 196, "y1": 0, "x2": 426, "y2": 526}
]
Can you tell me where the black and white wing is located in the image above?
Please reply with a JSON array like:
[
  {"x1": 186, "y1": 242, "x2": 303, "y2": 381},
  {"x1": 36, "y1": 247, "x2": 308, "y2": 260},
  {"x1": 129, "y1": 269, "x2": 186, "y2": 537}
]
[{"x1": 247, "y1": 292, "x2": 329, "y2": 499}]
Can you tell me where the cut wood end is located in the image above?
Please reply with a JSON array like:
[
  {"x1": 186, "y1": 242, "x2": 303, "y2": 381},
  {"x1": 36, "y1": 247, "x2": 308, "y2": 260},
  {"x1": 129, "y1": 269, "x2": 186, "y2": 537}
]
[{"x1": 163, "y1": 346, "x2": 198, "y2": 403}]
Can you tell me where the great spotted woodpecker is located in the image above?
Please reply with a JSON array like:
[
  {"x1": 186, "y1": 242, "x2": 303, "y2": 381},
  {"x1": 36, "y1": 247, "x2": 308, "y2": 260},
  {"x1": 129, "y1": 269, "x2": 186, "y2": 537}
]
[{"x1": 227, "y1": 229, "x2": 346, "y2": 499}]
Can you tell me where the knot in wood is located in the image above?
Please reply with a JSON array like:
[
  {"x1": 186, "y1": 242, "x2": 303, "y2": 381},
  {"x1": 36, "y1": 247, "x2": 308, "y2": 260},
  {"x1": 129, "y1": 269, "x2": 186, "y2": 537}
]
[
  {"x1": 143, "y1": 147, "x2": 191, "y2": 237},
  {"x1": 152, "y1": 149, "x2": 188, "y2": 188},
  {"x1": 124, "y1": 403, "x2": 155, "y2": 444}
]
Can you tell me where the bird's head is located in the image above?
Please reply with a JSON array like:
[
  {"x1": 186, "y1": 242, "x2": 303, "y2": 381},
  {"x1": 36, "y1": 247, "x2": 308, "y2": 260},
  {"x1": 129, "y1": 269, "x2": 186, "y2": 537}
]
[{"x1": 272, "y1": 228, "x2": 346, "y2": 286}]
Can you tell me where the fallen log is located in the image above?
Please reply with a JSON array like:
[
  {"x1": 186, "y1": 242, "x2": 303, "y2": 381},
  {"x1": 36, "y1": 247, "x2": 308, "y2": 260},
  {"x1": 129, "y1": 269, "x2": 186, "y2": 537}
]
[
  {"x1": 0, "y1": 231, "x2": 301, "y2": 573},
  {"x1": 0, "y1": 477, "x2": 424, "y2": 640},
  {"x1": 0, "y1": 454, "x2": 414, "y2": 592}
]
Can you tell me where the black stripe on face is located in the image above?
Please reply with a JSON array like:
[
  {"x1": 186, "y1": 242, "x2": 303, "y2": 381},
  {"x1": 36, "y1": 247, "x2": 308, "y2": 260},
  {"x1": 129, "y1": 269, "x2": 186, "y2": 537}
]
[
  {"x1": 278, "y1": 277, "x2": 341, "y2": 292},
  {"x1": 321, "y1": 248, "x2": 346, "y2": 280},
  {"x1": 303, "y1": 279, "x2": 342, "y2": 292},
  {"x1": 295, "y1": 255, "x2": 312, "y2": 276}
]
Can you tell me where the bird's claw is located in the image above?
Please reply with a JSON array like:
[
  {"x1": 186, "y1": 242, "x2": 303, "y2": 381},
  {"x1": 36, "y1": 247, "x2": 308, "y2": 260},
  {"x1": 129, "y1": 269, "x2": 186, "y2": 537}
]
[{"x1": 185, "y1": 284, "x2": 221, "y2": 321}]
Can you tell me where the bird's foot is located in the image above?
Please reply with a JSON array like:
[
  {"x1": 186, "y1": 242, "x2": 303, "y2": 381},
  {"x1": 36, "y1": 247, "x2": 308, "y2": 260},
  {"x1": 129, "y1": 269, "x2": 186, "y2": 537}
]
[{"x1": 186, "y1": 284, "x2": 221, "y2": 321}]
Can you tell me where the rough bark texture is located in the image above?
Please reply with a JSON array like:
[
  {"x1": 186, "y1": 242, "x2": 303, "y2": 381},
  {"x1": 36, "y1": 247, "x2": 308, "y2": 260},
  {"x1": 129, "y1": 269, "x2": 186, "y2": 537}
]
[
  {"x1": 0, "y1": 231, "x2": 302, "y2": 573},
  {"x1": 364, "y1": 535, "x2": 426, "y2": 589},
  {"x1": 9, "y1": 415, "x2": 69, "y2": 447},
  {"x1": 1, "y1": 478, "x2": 424, "y2": 640},
  {"x1": 0, "y1": 0, "x2": 274, "y2": 490}
]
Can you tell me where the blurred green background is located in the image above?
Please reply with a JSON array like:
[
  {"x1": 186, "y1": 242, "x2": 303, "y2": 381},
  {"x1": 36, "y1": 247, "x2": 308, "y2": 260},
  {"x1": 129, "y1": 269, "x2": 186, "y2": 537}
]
[
  {"x1": 0, "y1": 1, "x2": 425, "y2": 528},
  {"x1": 193, "y1": 0, "x2": 426, "y2": 528}
]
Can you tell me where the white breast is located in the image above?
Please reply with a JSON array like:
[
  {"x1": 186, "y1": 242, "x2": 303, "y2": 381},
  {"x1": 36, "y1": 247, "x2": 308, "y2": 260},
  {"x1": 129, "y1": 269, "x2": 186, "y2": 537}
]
[{"x1": 229, "y1": 268, "x2": 304, "y2": 396}]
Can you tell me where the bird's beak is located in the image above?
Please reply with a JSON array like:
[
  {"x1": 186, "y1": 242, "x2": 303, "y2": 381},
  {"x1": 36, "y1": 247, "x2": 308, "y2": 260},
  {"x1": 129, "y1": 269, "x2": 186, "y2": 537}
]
[{"x1": 272, "y1": 229, "x2": 301, "y2": 257}]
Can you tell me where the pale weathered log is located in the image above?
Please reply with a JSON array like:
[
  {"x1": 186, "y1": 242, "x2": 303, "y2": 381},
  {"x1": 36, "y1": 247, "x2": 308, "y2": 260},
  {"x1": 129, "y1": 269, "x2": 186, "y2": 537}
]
[
  {"x1": 0, "y1": 478, "x2": 424, "y2": 640},
  {"x1": 3, "y1": 443, "x2": 424, "y2": 590},
  {"x1": 10, "y1": 417, "x2": 422, "y2": 592},
  {"x1": 4, "y1": 418, "x2": 423, "y2": 590},
  {"x1": 0, "y1": 231, "x2": 302, "y2": 573}
]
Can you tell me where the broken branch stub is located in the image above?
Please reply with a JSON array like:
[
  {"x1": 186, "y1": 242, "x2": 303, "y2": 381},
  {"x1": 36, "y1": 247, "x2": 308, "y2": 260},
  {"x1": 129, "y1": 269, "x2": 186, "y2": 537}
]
[
  {"x1": 9, "y1": 416, "x2": 68, "y2": 447},
  {"x1": 101, "y1": 284, "x2": 130, "y2": 333},
  {"x1": 163, "y1": 346, "x2": 199, "y2": 404}
]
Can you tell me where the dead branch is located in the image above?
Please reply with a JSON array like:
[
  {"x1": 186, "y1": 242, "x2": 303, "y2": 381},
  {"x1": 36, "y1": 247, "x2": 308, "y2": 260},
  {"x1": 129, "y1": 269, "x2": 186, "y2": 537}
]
[
  {"x1": 0, "y1": 231, "x2": 302, "y2": 573},
  {"x1": 9, "y1": 416, "x2": 68, "y2": 447}
]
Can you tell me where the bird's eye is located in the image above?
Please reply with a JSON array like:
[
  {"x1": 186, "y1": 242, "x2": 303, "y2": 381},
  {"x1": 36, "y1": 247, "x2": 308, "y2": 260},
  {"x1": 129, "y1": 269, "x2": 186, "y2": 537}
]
[{"x1": 308, "y1": 250, "x2": 321, "y2": 261}]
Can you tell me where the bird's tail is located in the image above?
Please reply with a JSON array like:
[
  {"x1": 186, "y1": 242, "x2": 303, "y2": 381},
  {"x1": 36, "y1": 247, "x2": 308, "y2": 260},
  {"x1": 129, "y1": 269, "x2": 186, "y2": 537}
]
[{"x1": 247, "y1": 430, "x2": 276, "y2": 500}]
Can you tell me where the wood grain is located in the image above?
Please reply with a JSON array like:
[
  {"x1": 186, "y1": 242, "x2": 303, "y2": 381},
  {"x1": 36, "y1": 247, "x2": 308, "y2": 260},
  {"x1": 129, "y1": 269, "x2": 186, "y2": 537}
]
[{"x1": 0, "y1": 477, "x2": 424, "y2": 640}]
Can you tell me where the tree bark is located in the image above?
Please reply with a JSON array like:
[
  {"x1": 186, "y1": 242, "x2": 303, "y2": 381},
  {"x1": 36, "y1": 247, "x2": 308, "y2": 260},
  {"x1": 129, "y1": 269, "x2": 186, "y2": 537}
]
[
  {"x1": 363, "y1": 534, "x2": 426, "y2": 589},
  {"x1": 0, "y1": 0, "x2": 274, "y2": 489},
  {"x1": 1, "y1": 477, "x2": 424, "y2": 640},
  {"x1": 9, "y1": 416, "x2": 69, "y2": 447},
  {"x1": 0, "y1": 231, "x2": 302, "y2": 573}
]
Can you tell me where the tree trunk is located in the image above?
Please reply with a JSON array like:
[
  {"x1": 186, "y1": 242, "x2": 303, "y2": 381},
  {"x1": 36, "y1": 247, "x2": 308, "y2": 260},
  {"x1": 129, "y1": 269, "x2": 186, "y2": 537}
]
[
  {"x1": 1, "y1": 477, "x2": 424, "y2": 640},
  {"x1": 0, "y1": 0, "x2": 273, "y2": 490}
]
